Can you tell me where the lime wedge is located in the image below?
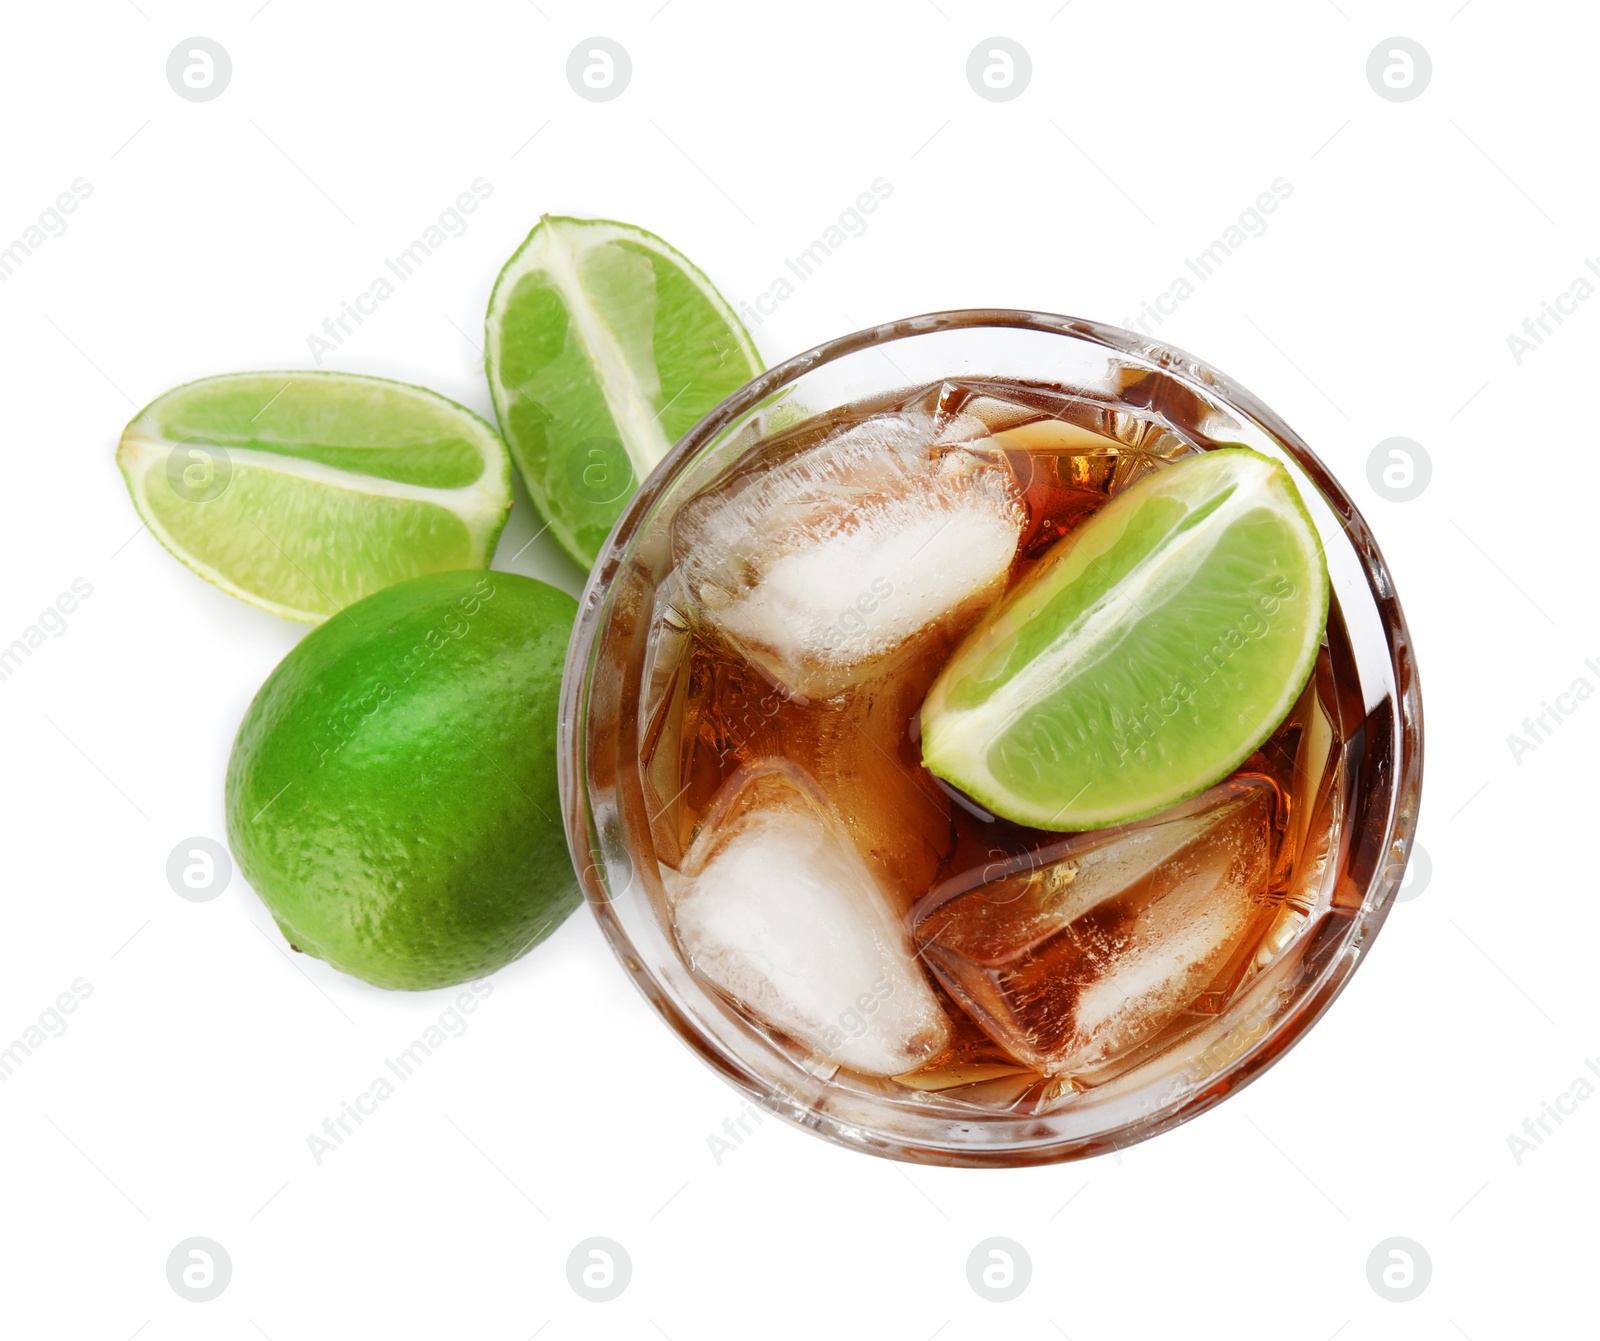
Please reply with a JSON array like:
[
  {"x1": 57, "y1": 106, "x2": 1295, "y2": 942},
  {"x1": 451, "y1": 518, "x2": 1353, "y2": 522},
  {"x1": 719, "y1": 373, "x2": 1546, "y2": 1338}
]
[
  {"x1": 116, "y1": 371, "x2": 511, "y2": 623},
  {"x1": 921, "y1": 448, "x2": 1329, "y2": 831},
  {"x1": 484, "y1": 215, "x2": 762, "y2": 567}
]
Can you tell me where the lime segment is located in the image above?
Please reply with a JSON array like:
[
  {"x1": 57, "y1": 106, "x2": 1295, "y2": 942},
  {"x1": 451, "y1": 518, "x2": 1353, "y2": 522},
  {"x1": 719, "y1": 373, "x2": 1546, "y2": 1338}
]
[
  {"x1": 920, "y1": 448, "x2": 1329, "y2": 831},
  {"x1": 484, "y1": 215, "x2": 762, "y2": 567},
  {"x1": 116, "y1": 371, "x2": 512, "y2": 623}
]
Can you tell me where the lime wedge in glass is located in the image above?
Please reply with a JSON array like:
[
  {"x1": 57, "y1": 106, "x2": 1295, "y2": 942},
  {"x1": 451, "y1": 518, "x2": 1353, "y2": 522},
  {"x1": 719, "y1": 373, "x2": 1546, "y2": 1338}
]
[
  {"x1": 116, "y1": 371, "x2": 511, "y2": 623},
  {"x1": 484, "y1": 215, "x2": 762, "y2": 567},
  {"x1": 921, "y1": 447, "x2": 1329, "y2": 831}
]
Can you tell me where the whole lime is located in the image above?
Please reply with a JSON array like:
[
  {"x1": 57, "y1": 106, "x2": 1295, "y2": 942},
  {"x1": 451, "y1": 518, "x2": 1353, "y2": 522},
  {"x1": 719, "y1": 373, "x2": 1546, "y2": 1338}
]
[{"x1": 225, "y1": 570, "x2": 580, "y2": 990}]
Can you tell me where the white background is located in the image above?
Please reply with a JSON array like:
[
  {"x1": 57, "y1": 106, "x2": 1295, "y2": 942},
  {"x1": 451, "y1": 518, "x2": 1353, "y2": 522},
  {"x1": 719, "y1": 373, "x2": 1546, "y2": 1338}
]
[{"x1": 0, "y1": 1, "x2": 1589, "y2": 1336}]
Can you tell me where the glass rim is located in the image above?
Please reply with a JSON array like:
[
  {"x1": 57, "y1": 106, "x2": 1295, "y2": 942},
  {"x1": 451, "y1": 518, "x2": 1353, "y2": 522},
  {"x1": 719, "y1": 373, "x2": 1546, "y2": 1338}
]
[{"x1": 560, "y1": 307, "x2": 1425, "y2": 1166}]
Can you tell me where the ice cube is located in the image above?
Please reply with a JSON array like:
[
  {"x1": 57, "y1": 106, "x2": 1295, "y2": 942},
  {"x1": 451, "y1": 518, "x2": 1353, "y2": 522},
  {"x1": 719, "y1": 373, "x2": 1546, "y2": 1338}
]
[
  {"x1": 895, "y1": 379, "x2": 1049, "y2": 434},
  {"x1": 672, "y1": 411, "x2": 1026, "y2": 699},
  {"x1": 638, "y1": 573, "x2": 697, "y2": 868},
  {"x1": 914, "y1": 780, "x2": 1277, "y2": 1076},
  {"x1": 672, "y1": 761, "x2": 950, "y2": 1076}
]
